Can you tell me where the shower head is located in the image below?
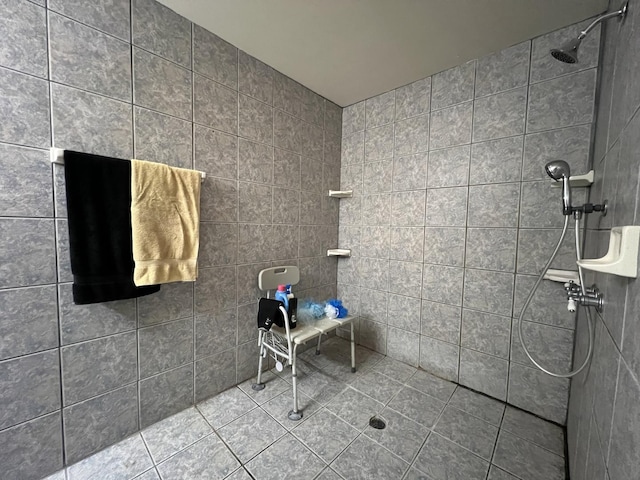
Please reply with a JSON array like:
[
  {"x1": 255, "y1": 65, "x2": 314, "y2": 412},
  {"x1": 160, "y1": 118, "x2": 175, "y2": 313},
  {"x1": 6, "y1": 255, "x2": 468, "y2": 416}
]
[
  {"x1": 550, "y1": 38, "x2": 581, "y2": 64},
  {"x1": 550, "y1": 2, "x2": 628, "y2": 64},
  {"x1": 545, "y1": 160, "x2": 572, "y2": 215}
]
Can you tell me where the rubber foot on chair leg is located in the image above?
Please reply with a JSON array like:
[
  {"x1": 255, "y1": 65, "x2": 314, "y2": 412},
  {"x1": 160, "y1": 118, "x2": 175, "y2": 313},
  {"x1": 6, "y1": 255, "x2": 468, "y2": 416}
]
[
  {"x1": 288, "y1": 410, "x2": 303, "y2": 421},
  {"x1": 252, "y1": 383, "x2": 265, "y2": 391},
  {"x1": 315, "y1": 350, "x2": 321, "y2": 355},
  {"x1": 351, "y1": 367, "x2": 356, "y2": 373}
]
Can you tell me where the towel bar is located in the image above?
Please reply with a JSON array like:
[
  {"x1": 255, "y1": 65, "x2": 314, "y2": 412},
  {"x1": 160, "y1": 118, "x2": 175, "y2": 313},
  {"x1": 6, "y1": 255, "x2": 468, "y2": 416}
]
[{"x1": 49, "y1": 148, "x2": 207, "y2": 181}]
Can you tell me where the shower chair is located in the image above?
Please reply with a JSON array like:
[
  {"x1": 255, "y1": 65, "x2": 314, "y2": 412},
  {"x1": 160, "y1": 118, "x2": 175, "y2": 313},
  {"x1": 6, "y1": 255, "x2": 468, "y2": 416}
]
[{"x1": 252, "y1": 266, "x2": 355, "y2": 420}]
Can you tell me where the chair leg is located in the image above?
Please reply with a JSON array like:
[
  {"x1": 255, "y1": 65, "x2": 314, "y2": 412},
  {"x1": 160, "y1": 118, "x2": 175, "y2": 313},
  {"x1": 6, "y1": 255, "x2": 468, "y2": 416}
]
[
  {"x1": 252, "y1": 331, "x2": 266, "y2": 391},
  {"x1": 350, "y1": 322, "x2": 356, "y2": 373},
  {"x1": 315, "y1": 333, "x2": 322, "y2": 355},
  {"x1": 288, "y1": 344, "x2": 303, "y2": 421}
]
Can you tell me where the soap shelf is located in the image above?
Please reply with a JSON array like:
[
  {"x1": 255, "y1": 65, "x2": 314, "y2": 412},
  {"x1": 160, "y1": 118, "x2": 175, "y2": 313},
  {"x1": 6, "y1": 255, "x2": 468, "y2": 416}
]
[
  {"x1": 550, "y1": 170, "x2": 594, "y2": 188},
  {"x1": 327, "y1": 249, "x2": 351, "y2": 257},
  {"x1": 577, "y1": 226, "x2": 640, "y2": 278},
  {"x1": 328, "y1": 190, "x2": 353, "y2": 198}
]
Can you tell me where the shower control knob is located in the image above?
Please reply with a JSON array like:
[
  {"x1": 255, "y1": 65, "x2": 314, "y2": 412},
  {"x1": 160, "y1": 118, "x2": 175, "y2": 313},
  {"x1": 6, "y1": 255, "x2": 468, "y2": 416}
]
[{"x1": 567, "y1": 298, "x2": 577, "y2": 313}]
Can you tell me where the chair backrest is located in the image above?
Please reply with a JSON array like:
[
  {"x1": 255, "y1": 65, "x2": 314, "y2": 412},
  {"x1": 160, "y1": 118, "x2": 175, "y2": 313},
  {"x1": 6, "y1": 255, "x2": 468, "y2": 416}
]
[{"x1": 258, "y1": 266, "x2": 300, "y2": 292}]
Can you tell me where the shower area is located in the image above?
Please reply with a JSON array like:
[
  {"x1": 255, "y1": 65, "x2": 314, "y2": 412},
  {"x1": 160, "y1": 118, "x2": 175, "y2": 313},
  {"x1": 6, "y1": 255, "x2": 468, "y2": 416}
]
[{"x1": 1, "y1": 0, "x2": 640, "y2": 479}]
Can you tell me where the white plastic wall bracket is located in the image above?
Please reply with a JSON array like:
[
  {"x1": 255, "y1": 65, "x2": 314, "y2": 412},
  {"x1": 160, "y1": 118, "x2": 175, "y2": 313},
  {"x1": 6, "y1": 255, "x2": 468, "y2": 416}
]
[
  {"x1": 577, "y1": 226, "x2": 640, "y2": 278},
  {"x1": 327, "y1": 249, "x2": 351, "y2": 257},
  {"x1": 544, "y1": 269, "x2": 580, "y2": 285},
  {"x1": 550, "y1": 170, "x2": 594, "y2": 188},
  {"x1": 328, "y1": 190, "x2": 353, "y2": 198}
]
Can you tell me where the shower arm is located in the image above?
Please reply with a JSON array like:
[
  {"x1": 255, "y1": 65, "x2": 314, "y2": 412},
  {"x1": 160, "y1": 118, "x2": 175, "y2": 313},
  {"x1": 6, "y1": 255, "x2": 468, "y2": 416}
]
[{"x1": 578, "y1": 5, "x2": 627, "y2": 39}]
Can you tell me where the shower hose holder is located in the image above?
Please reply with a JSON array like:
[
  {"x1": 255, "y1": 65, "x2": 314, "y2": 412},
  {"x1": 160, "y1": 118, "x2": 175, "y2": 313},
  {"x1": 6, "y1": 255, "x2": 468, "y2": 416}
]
[{"x1": 564, "y1": 282, "x2": 603, "y2": 313}]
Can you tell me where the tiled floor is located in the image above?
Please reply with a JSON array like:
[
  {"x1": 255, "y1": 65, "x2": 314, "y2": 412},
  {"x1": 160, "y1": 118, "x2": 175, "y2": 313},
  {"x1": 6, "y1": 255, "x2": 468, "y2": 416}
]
[{"x1": 46, "y1": 337, "x2": 567, "y2": 480}]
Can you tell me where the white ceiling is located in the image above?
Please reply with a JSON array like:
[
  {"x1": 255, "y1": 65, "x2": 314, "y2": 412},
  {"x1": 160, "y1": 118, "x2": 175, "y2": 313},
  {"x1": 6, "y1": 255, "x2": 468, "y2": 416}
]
[{"x1": 158, "y1": 0, "x2": 607, "y2": 107}]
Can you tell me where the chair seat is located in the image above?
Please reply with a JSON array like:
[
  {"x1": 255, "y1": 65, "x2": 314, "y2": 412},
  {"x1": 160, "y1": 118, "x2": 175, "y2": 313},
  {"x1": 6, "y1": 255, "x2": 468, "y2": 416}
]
[{"x1": 271, "y1": 315, "x2": 353, "y2": 345}]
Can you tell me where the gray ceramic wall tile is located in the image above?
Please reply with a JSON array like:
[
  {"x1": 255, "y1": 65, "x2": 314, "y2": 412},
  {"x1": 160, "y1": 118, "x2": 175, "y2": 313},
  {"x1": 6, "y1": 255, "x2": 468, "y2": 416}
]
[
  {"x1": 274, "y1": 109, "x2": 302, "y2": 153},
  {"x1": 273, "y1": 71, "x2": 302, "y2": 118},
  {"x1": 239, "y1": 50, "x2": 273, "y2": 105},
  {"x1": 139, "y1": 318, "x2": 193, "y2": 378},
  {"x1": 342, "y1": 101, "x2": 365, "y2": 136},
  {"x1": 513, "y1": 275, "x2": 575, "y2": 329},
  {"x1": 507, "y1": 363, "x2": 569, "y2": 424},
  {"x1": 55, "y1": 219, "x2": 72, "y2": 282},
  {"x1": 140, "y1": 364, "x2": 194, "y2": 428},
  {"x1": 461, "y1": 310, "x2": 511, "y2": 359},
  {"x1": 59, "y1": 283, "x2": 136, "y2": 344},
  {"x1": 423, "y1": 227, "x2": 466, "y2": 267},
  {"x1": 522, "y1": 125, "x2": 590, "y2": 181},
  {"x1": 459, "y1": 348, "x2": 508, "y2": 400},
  {"x1": 132, "y1": 0, "x2": 191, "y2": 68},
  {"x1": 0, "y1": 0, "x2": 47, "y2": 78},
  {"x1": 238, "y1": 139, "x2": 273, "y2": 184},
  {"x1": 428, "y1": 145, "x2": 471, "y2": 187},
  {"x1": 366, "y1": 90, "x2": 395, "y2": 128},
  {"x1": 421, "y1": 300, "x2": 461, "y2": 344},
  {"x1": 199, "y1": 223, "x2": 238, "y2": 267},
  {"x1": 193, "y1": 24, "x2": 238, "y2": 89},
  {"x1": 395, "y1": 114, "x2": 430, "y2": 156},
  {"x1": 359, "y1": 287, "x2": 388, "y2": 325},
  {"x1": 476, "y1": 42, "x2": 531, "y2": 97},
  {"x1": 194, "y1": 266, "x2": 237, "y2": 314},
  {"x1": 274, "y1": 148, "x2": 300, "y2": 190},
  {"x1": 63, "y1": 384, "x2": 138, "y2": 463},
  {"x1": 419, "y1": 336, "x2": 459, "y2": 381},
  {"x1": 387, "y1": 293, "x2": 421, "y2": 333},
  {"x1": 236, "y1": 303, "x2": 258, "y2": 345},
  {"x1": 134, "y1": 107, "x2": 192, "y2": 168},
  {"x1": 196, "y1": 348, "x2": 237, "y2": 401},
  {"x1": 61, "y1": 332, "x2": 137, "y2": 405},
  {"x1": 473, "y1": 87, "x2": 527, "y2": 142},
  {"x1": 137, "y1": 282, "x2": 193, "y2": 327},
  {"x1": 396, "y1": 77, "x2": 431, "y2": 121},
  {"x1": 360, "y1": 225, "x2": 389, "y2": 258},
  {"x1": 359, "y1": 257, "x2": 389, "y2": 292},
  {"x1": 425, "y1": 187, "x2": 468, "y2": 227},
  {"x1": 48, "y1": 0, "x2": 130, "y2": 40},
  {"x1": 194, "y1": 74, "x2": 238, "y2": 135},
  {"x1": 194, "y1": 125, "x2": 238, "y2": 180},
  {"x1": 431, "y1": 61, "x2": 475, "y2": 110},
  {"x1": 365, "y1": 124, "x2": 394, "y2": 161},
  {"x1": 465, "y1": 228, "x2": 517, "y2": 272},
  {"x1": 51, "y1": 83, "x2": 132, "y2": 158},
  {"x1": 430, "y1": 102, "x2": 472, "y2": 149},
  {"x1": 239, "y1": 182, "x2": 272, "y2": 223},
  {"x1": 516, "y1": 228, "x2": 576, "y2": 275},
  {"x1": 0, "y1": 350, "x2": 60, "y2": 430},
  {"x1": 392, "y1": 190, "x2": 426, "y2": 226},
  {"x1": 519, "y1": 180, "x2": 585, "y2": 228},
  {"x1": 511, "y1": 321, "x2": 573, "y2": 371},
  {"x1": 301, "y1": 121, "x2": 323, "y2": 161},
  {"x1": 468, "y1": 183, "x2": 520, "y2": 228},
  {"x1": 340, "y1": 164, "x2": 362, "y2": 193},
  {"x1": 422, "y1": 264, "x2": 464, "y2": 306},
  {"x1": 302, "y1": 155, "x2": 325, "y2": 193},
  {"x1": 273, "y1": 188, "x2": 300, "y2": 225},
  {"x1": 49, "y1": 12, "x2": 131, "y2": 102},
  {"x1": 1, "y1": 412, "x2": 63, "y2": 480},
  {"x1": 239, "y1": 95, "x2": 273, "y2": 145},
  {"x1": 392, "y1": 153, "x2": 427, "y2": 191},
  {"x1": 0, "y1": 144, "x2": 52, "y2": 217},
  {"x1": 341, "y1": 131, "x2": 364, "y2": 165},
  {"x1": 0, "y1": 218, "x2": 55, "y2": 289},
  {"x1": 448, "y1": 387, "x2": 505, "y2": 426},
  {"x1": 362, "y1": 194, "x2": 390, "y2": 226},
  {"x1": 463, "y1": 269, "x2": 514, "y2": 316},
  {"x1": 530, "y1": 20, "x2": 600, "y2": 84},
  {"x1": 0, "y1": 67, "x2": 50, "y2": 148},
  {"x1": 608, "y1": 363, "x2": 640, "y2": 480},
  {"x1": 389, "y1": 260, "x2": 423, "y2": 297},
  {"x1": 388, "y1": 327, "x2": 420, "y2": 366},
  {"x1": 527, "y1": 69, "x2": 596, "y2": 133},
  {"x1": 134, "y1": 48, "x2": 191, "y2": 120},
  {"x1": 470, "y1": 136, "x2": 523, "y2": 185},
  {"x1": 389, "y1": 227, "x2": 424, "y2": 262},
  {"x1": 0, "y1": 286, "x2": 57, "y2": 360}
]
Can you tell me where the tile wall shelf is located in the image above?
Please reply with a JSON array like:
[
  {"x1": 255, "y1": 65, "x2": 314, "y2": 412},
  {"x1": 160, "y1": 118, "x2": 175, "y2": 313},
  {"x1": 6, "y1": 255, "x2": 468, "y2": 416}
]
[
  {"x1": 577, "y1": 226, "x2": 640, "y2": 278},
  {"x1": 327, "y1": 249, "x2": 351, "y2": 257},
  {"x1": 328, "y1": 190, "x2": 353, "y2": 198}
]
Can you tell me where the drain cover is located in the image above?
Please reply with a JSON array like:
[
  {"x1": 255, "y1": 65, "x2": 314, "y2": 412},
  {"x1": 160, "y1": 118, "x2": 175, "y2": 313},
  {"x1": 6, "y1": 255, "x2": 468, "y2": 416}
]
[{"x1": 369, "y1": 416, "x2": 386, "y2": 429}]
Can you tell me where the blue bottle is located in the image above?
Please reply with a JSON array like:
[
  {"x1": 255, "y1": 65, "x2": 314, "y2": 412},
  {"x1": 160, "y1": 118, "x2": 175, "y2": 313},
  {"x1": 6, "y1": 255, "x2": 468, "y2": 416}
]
[{"x1": 275, "y1": 284, "x2": 289, "y2": 310}]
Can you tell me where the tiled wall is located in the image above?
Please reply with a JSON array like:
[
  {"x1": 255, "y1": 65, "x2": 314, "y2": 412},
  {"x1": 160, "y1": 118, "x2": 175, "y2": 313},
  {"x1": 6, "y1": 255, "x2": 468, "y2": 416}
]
[
  {"x1": 0, "y1": 0, "x2": 341, "y2": 478},
  {"x1": 337, "y1": 20, "x2": 600, "y2": 425},
  {"x1": 567, "y1": 0, "x2": 640, "y2": 478}
]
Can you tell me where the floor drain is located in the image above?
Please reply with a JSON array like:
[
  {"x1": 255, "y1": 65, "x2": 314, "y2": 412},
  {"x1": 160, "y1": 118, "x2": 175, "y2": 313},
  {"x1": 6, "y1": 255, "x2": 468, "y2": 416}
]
[{"x1": 369, "y1": 416, "x2": 386, "y2": 429}]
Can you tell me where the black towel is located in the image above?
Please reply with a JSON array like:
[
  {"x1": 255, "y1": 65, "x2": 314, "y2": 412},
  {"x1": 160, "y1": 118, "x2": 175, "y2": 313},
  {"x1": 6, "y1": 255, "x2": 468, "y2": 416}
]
[
  {"x1": 257, "y1": 298, "x2": 285, "y2": 331},
  {"x1": 63, "y1": 150, "x2": 160, "y2": 304}
]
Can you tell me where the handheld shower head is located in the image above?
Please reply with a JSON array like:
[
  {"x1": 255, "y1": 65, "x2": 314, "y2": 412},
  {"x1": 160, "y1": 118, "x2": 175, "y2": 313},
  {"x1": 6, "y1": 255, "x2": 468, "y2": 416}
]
[{"x1": 545, "y1": 160, "x2": 572, "y2": 215}]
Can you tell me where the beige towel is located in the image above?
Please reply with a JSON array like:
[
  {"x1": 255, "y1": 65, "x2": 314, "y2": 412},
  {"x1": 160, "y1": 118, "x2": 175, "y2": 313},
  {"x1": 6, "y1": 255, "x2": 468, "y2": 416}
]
[{"x1": 131, "y1": 159, "x2": 201, "y2": 286}]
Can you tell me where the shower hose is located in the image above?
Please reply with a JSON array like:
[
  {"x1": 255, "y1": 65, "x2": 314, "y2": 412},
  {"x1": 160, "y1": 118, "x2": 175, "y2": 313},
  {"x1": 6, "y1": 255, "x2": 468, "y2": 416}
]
[{"x1": 517, "y1": 215, "x2": 594, "y2": 378}]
